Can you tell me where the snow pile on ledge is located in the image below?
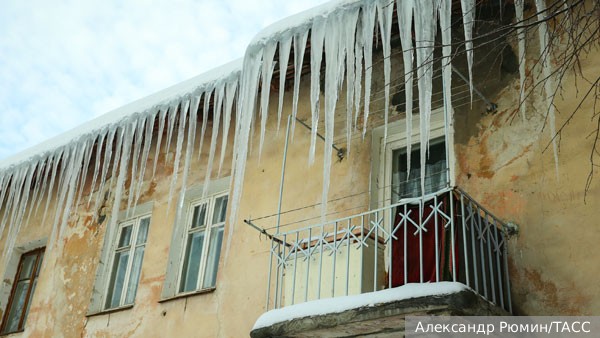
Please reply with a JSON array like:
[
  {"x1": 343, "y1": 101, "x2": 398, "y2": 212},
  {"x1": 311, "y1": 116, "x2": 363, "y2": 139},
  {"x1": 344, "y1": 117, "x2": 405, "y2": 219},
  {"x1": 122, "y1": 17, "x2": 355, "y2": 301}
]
[{"x1": 252, "y1": 282, "x2": 469, "y2": 330}]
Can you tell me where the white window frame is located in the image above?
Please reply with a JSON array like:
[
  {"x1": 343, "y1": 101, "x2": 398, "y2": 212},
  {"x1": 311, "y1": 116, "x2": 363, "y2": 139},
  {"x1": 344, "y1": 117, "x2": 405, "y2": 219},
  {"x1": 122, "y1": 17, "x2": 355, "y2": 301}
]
[
  {"x1": 103, "y1": 213, "x2": 151, "y2": 309},
  {"x1": 177, "y1": 192, "x2": 228, "y2": 293},
  {"x1": 370, "y1": 108, "x2": 454, "y2": 210},
  {"x1": 88, "y1": 202, "x2": 153, "y2": 314},
  {"x1": 162, "y1": 176, "x2": 230, "y2": 299}
]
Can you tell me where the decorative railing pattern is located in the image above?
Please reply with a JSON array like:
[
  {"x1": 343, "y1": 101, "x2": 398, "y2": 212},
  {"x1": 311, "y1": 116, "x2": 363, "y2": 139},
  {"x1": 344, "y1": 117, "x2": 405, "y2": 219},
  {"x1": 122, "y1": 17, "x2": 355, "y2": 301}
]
[{"x1": 265, "y1": 188, "x2": 512, "y2": 313}]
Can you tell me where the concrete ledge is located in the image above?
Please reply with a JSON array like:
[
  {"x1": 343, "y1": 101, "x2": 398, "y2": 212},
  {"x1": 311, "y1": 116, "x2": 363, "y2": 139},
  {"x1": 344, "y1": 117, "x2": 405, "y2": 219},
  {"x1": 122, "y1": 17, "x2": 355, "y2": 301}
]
[{"x1": 251, "y1": 288, "x2": 508, "y2": 338}]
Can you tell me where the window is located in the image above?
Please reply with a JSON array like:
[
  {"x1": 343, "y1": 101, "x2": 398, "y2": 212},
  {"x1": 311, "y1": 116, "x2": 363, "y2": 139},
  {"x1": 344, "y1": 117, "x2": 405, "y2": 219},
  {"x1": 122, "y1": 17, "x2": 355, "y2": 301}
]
[
  {"x1": 161, "y1": 177, "x2": 230, "y2": 299},
  {"x1": 391, "y1": 139, "x2": 448, "y2": 201},
  {"x1": 1, "y1": 248, "x2": 44, "y2": 334},
  {"x1": 104, "y1": 215, "x2": 150, "y2": 309},
  {"x1": 88, "y1": 202, "x2": 153, "y2": 314}
]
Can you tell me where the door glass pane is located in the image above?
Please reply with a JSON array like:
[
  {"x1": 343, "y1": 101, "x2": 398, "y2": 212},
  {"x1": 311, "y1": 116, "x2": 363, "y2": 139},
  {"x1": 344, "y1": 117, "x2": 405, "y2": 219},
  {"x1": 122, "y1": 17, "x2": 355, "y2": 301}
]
[
  {"x1": 136, "y1": 218, "x2": 150, "y2": 244},
  {"x1": 392, "y1": 141, "x2": 447, "y2": 201},
  {"x1": 202, "y1": 226, "x2": 224, "y2": 288},
  {"x1": 191, "y1": 204, "x2": 207, "y2": 229},
  {"x1": 212, "y1": 196, "x2": 228, "y2": 224},
  {"x1": 3, "y1": 281, "x2": 29, "y2": 333},
  {"x1": 179, "y1": 231, "x2": 205, "y2": 292},
  {"x1": 106, "y1": 251, "x2": 130, "y2": 308},
  {"x1": 125, "y1": 247, "x2": 145, "y2": 304},
  {"x1": 18, "y1": 255, "x2": 36, "y2": 280},
  {"x1": 118, "y1": 225, "x2": 133, "y2": 248}
]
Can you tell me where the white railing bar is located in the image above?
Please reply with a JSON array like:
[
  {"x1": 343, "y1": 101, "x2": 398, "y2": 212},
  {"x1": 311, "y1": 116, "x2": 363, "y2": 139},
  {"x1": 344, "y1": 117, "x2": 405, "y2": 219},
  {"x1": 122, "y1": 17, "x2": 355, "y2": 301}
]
[
  {"x1": 504, "y1": 239, "x2": 512, "y2": 313},
  {"x1": 291, "y1": 231, "x2": 299, "y2": 305},
  {"x1": 419, "y1": 201, "x2": 424, "y2": 283},
  {"x1": 266, "y1": 240, "x2": 275, "y2": 310},
  {"x1": 469, "y1": 203, "x2": 479, "y2": 294},
  {"x1": 450, "y1": 192, "x2": 457, "y2": 282},
  {"x1": 404, "y1": 203, "x2": 408, "y2": 285},
  {"x1": 485, "y1": 214, "x2": 496, "y2": 304},
  {"x1": 317, "y1": 223, "x2": 324, "y2": 299},
  {"x1": 434, "y1": 195, "x2": 440, "y2": 282},
  {"x1": 345, "y1": 219, "x2": 351, "y2": 296},
  {"x1": 493, "y1": 222, "x2": 505, "y2": 311},
  {"x1": 476, "y1": 206, "x2": 488, "y2": 300},
  {"x1": 331, "y1": 221, "x2": 338, "y2": 298},
  {"x1": 304, "y1": 227, "x2": 312, "y2": 303},
  {"x1": 460, "y1": 194, "x2": 470, "y2": 287}
]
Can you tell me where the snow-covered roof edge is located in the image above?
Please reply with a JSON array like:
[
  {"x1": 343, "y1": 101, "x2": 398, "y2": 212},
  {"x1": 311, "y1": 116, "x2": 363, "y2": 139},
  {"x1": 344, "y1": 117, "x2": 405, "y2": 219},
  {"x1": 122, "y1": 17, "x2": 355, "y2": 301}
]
[{"x1": 0, "y1": 59, "x2": 243, "y2": 171}]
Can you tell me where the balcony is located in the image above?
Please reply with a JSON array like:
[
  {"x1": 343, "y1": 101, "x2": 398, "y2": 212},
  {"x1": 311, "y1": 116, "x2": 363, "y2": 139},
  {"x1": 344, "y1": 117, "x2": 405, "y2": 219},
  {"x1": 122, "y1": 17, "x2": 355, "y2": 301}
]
[{"x1": 252, "y1": 188, "x2": 512, "y2": 337}]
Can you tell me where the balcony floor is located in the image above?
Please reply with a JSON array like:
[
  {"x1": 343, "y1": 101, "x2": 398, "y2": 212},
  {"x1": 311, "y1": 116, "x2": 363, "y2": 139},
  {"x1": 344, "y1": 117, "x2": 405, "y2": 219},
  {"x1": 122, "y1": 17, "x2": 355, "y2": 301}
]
[{"x1": 251, "y1": 283, "x2": 509, "y2": 338}]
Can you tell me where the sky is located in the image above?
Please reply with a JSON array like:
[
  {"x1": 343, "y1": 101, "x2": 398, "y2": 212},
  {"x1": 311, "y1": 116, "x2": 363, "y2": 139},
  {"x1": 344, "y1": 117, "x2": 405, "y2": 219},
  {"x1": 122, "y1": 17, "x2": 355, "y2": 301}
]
[{"x1": 0, "y1": 0, "x2": 330, "y2": 161}]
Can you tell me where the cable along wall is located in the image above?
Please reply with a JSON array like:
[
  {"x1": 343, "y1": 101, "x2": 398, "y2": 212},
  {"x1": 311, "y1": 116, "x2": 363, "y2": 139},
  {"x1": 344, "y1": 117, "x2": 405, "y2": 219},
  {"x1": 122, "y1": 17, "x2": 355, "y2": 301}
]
[{"x1": 0, "y1": 0, "x2": 557, "y2": 264}]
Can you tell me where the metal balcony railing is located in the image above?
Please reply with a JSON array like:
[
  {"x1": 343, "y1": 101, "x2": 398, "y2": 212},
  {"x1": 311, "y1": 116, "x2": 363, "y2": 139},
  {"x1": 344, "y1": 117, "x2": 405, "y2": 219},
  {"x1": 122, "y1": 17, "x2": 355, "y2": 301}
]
[{"x1": 265, "y1": 187, "x2": 512, "y2": 313}]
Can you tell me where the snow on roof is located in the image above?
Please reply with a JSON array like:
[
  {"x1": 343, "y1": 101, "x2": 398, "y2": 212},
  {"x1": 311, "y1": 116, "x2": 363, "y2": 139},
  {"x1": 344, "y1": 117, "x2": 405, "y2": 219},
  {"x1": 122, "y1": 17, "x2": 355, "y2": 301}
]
[
  {"x1": 0, "y1": 58, "x2": 242, "y2": 171},
  {"x1": 252, "y1": 282, "x2": 470, "y2": 330}
]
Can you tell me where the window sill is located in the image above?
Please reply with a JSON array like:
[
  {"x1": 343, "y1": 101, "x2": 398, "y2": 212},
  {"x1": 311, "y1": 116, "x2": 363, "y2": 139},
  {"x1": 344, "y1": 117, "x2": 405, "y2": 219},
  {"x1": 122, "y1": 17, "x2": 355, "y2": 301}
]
[
  {"x1": 86, "y1": 304, "x2": 134, "y2": 318},
  {"x1": 0, "y1": 329, "x2": 24, "y2": 337},
  {"x1": 159, "y1": 287, "x2": 216, "y2": 304}
]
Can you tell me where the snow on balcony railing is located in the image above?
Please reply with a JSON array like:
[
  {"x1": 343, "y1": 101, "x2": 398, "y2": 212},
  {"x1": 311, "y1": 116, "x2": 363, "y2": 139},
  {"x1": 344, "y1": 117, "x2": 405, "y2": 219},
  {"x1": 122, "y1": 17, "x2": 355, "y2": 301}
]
[{"x1": 265, "y1": 187, "x2": 512, "y2": 313}]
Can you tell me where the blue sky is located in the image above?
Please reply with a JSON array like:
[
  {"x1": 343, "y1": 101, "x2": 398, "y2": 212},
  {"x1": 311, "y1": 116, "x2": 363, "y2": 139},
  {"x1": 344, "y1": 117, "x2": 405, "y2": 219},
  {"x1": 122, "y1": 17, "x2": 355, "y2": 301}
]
[{"x1": 0, "y1": 0, "x2": 329, "y2": 160}]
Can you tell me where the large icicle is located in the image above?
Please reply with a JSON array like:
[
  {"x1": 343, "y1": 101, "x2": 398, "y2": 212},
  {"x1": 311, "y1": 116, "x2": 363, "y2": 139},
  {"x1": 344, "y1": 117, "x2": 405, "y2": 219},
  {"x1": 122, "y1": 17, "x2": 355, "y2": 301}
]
[
  {"x1": 218, "y1": 78, "x2": 239, "y2": 176},
  {"x1": 199, "y1": 88, "x2": 214, "y2": 160},
  {"x1": 415, "y1": 0, "x2": 438, "y2": 195},
  {"x1": 535, "y1": 0, "x2": 560, "y2": 176},
  {"x1": 344, "y1": 8, "x2": 359, "y2": 155},
  {"x1": 439, "y1": 0, "x2": 453, "y2": 150},
  {"x1": 309, "y1": 17, "x2": 326, "y2": 164},
  {"x1": 175, "y1": 94, "x2": 199, "y2": 229},
  {"x1": 277, "y1": 37, "x2": 292, "y2": 133},
  {"x1": 259, "y1": 42, "x2": 277, "y2": 160},
  {"x1": 321, "y1": 14, "x2": 344, "y2": 219},
  {"x1": 152, "y1": 108, "x2": 167, "y2": 177},
  {"x1": 291, "y1": 30, "x2": 309, "y2": 138},
  {"x1": 515, "y1": 0, "x2": 527, "y2": 120},
  {"x1": 132, "y1": 113, "x2": 157, "y2": 209},
  {"x1": 376, "y1": 0, "x2": 394, "y2": 145},
  {"x1": 460, "y1": 0, "x2": 476, "y2": 101},
  {"x1": 86, "y1": 131, "x2": 106, "y2": 207},
  {"x1": 203, "y1": 84, "x2": 225, "y2": 197},
  {"x1": 167, "y1": 101, "x2": 189, "y2": 211},
  {"x1": 361, "y1": 1, "x2": 377, "y2": 137},
  {"x1": 398, "y1": 0, "x2": 415, "y2": 179}
]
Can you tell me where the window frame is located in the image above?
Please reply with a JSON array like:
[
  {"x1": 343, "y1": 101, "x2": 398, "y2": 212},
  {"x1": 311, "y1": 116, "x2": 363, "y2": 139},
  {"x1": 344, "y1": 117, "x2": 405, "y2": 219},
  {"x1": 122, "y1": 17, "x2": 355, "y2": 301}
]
[
  {"x1": 176, "y1": 192, "x2": 228, "y2": 294},
  {"x1": 161, "y1": 176, "x2": 230, "y2": 300},
  {"x1": 371, "y1": 107, "x2": 454, "y2": 210},
  {"x1": 0, "y1": 247, "x2": 45, "y2": 335},
  {"x1": 103, "y1": 213, "x2": 151, "y2": 310},
  {"x1": 88, "y1": 202, "x2": 153, "y2": 315}
]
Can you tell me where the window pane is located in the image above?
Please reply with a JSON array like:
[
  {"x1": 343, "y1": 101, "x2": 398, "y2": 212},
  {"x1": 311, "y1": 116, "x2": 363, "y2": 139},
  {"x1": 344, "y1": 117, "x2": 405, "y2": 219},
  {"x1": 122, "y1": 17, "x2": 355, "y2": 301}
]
[
  {"x1": 212, "y1": 196, "x2": 228, "y2": 224},
  {"x1": 3, "y1": 281, "x2": 29, "y2": 333},
  {"x1": 191, "y1": 204, "x2": 207, "y2": 229},
  {"x1": 136, "y1": 218, "x2": 150, "y2": 244},
  {"x1": 106, "y1": 251, "x2": 130, "y2": 308},
  {"x1": 35, "y1": 253, "x2": 44, "y2": 277},
  {"x1": 202, "y1": 226, "x2": 224, "y2": 288},
  {"x1": 118, "y1": 225, "x2": 133, "y2": 248},
  {"x1": 179, "y1": 231, "x2": 205, "y2": 292},
  {"x1": 18, "y1": 254, "x2": 36, "y2": 280},
  {"x1": 124, "y1": 247, "x2": 145, "y2": 304},
  {"x1": 392, "y1": 141, "x2": 447, "y2": 200},
  {"x1": 22, "y1": 278, "x2": 38, "y2": 328}
]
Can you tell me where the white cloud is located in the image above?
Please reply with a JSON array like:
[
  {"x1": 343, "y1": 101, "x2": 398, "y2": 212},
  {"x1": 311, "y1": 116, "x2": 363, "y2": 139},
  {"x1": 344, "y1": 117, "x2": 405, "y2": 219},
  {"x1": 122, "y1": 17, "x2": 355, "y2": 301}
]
[{"x1": 0, "y1": 0, "x2": 329, "y2": 160}]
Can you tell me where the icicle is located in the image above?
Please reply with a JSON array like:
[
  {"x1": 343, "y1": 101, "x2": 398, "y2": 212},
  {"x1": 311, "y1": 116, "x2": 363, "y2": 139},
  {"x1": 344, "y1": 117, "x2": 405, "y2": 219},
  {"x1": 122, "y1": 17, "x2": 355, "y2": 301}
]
[
  {"x1": 218, "y1": 78, "x2": 238, "y2": 176},
  {"x1": 167, "y1": 100, "x2": 189, "y2": 211},
  {"x1": 175, "y1": 95, "x2": 199, "y2": 227},
  {"x1": 33, "y1": 154, "x2": 54, "y2": 216},
  {"x1": 126, "y1": 118, "x2": 145, "y2": 215},
  {"x1": 439, "y1": 0, "x2": 453, "y2": 141},
  {"x1": 87, "y1": 131, "x2": 106, "y2": 207},
  {"x1": 199, "y1": 88, "x2": 214, "y2": 160},
  {"x1": 165, "y1": 104, "x2": 179, "y2": 159},
  {"x1": 2, "y1": 168, "x2": 27, "y2": 258},
  {"x1": 152, "y1": 108, "x2": 167, "y2": 177},
  {"x1": 353, "y1": 20, "x2": 364, "y2": 129},
  {"x1": 321, "y1": 15, "x2": 344, "y2": 219},
  {"x1": 259, "y1": 42, "x2": 277, "y2": 160},
  {"x1": 361, "y1": 1, "x2": 377, "y2": 137},
  {"x1": 227, "y1": 48, "x2": 262, "y2": 260},
  {"x1": 42, "y1": 149, "x2": 64, "y2": 226},
  {"x1": 460, "y1": 0, "x2": 475, "y2": 102},
  {"x1": 93, "y1": 128, "x2": 116, "y2": 216},
  {"x1": 132, "y1": 113, "x2": 155, "y2": 209},
  {"x1": 376, "y1": 0, "x2": 394, "y2": 145},
  {"x1": 309, "y1": 17, "x2": 326, "y2": 165},
  {"x1": 277, "y1": 37, "x2": 292, "y2": 134},
  {"x1": 344, "y1": 8, "x2": 360, "y2": 155},
  {"x1": 515, "y1": 0, "x2": 527, "y2": 120},
  {"x1": 398, "y1": 0, "x2": 415, "y2": 179},
  {"x1": 535, "y1": 0, "x2": 560, "y2": 177},
  {"x1": 291, "y1": 30, "x2": 309, "y2": 137},
  {"x1": 25, "y1": 160, "x2": 45, "y2": 225},
  {"x1": 203, "y1": 84, "x2": 225, "y2": 197},
  {"x1": 415, "y1": 0, "x2": 438, "y2": 195},
  {"x1": 75, "y1": 136, "x2": 94, "y2": 210}
]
